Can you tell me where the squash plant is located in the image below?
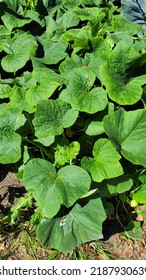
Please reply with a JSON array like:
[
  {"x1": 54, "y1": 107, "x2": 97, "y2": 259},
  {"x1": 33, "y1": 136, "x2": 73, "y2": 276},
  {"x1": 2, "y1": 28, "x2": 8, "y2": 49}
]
[{"x1": 1, "y1": 0, "x2": 146, "y2": 252}]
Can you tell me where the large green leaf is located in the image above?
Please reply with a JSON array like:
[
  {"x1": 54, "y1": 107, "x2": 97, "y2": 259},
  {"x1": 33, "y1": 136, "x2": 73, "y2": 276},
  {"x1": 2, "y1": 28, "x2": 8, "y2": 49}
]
[
  {"x1": 1, "y1": 12, "x2": 31, "y2": 31},
  {"x1": 62, "y1": 0, "x2": 81, "y2": 8},
  {"x1": 74, "y1": 7, "x2": 104, "y2": 25},
  {"x1": 0, "y1": 25, "x2": 11, "y2": 52},
  {"x1": 59, "y1": 54, "x2": 90, "y2": 77},
  {"x1": 1, "y1": 0, "x2": 17, "y2": 11},
  {"x1": 60, "y1": 67, "x2": 107, "y2": 114},
  {"x1": 26, "y1": 68, "x2": 64, "y2": 107},
  {"x1": 81, "y1": 0, "x2": 102, "y2": 5},
  {"x1": 21, "y1": 10, "x2": 45, "y2": 27},
  {"x1": 0, "y1": 84, "x2": 12, "y2": 98},
  {"x1": 132, "y1": 184, "x2": 146, "y2": 204},
  {"x1": 33, "y1": 99, "x2": 78, "y2": 146},
  {"x1": 14, "y1": 71, "x2": 36, "y2": 89},
  {"x1": 0, "y1": 104, "x2": 25, "y2": 163},
  {"x1": 99, "y1": 41, "x2": 146, "y2": 105},
  {"x1": 85, "y1": 120, "x2": 104, "y2": 136},
  {"x1": 22, "y1": 158, "x2": 91, "y2": 219},
  {"x1": 110, "y1": 15, "x2": 141, "y2": 40},
  {"x1": 103, "y1": 108, "x2": 146, "y2": 167},
  {"x1": 98, "y1": 175, "x2": 133, "y2": 198},
  {"x1": 81, "y1": 138, "x2": 123, "y2": 182},
  {"x1": 62, "y1": 25, "x2": 91, "y2": 53},
  {"x1": 45, "y1": 14, "x2": 61, "y2": 39},
  {"x1": 36, "y1": 197, "x2": 106, "y2": 252},
  {"x1": 10, "y1": 86, "x2": 34, "y2": 113},
  {"x1": 37, "y1": 33, "x2": 68, "y2": 65},
  {"x1": 88, "y1": 39, "x2": 111, "y2": 79},
  {"x1": 1, "y1": 32, "x2": 37, "y2": 72},
  {"x1": 56, "y1": 11, "x2": 80, "y2": 29}
]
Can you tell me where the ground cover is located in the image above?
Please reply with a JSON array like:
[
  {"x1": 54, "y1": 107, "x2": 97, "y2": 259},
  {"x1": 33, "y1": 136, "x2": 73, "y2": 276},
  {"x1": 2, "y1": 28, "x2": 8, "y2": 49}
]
[{"x1": 1, "y1": 0, "x2": 146, "y2": 258}]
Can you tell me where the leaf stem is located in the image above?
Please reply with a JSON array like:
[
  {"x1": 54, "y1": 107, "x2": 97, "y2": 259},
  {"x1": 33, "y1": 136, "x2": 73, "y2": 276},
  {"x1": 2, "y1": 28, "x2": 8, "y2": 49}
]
[
  {"x1": 25, "y1": 112, "x2": 35, "y2": 133},
  {"x1": 39, "y1": 147, "x2": 45, "y2": 159},
  {"x1": 22, "y1": 136, "x2": 51, "y2": 159}
]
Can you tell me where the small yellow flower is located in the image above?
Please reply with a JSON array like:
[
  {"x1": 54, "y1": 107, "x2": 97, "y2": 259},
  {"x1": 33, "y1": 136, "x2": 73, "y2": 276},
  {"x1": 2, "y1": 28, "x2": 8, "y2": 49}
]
[{"x1": 129, "y1": 199, "x2": 138, "y2": 207}]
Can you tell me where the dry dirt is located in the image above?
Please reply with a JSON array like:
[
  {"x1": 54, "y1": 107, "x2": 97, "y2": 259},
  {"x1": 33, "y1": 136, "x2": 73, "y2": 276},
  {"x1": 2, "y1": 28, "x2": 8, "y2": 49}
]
[{"x1": 1, "y1": 168, "x2": 146, "y2": 260}]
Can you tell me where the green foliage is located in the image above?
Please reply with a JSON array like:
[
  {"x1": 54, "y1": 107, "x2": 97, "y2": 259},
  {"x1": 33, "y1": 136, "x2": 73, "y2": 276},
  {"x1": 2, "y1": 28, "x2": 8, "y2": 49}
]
[
  {"x1": 0, "y1": 0, "x2": 146, "y2": 252},
  {"x1": 54, "y1": 141, "x2": 80, "y2": 166},
  {"x1": 99, "y1": 42, "x2": 146, "y2": 105},
  {"x1": 23, "y1": 158, "x2": 91, "y2": 218},
  {"x1": 33, "y1": 99, "x2": 78, "y2": 146},
  {"x1": 37, "y1": 198, "x2": 106, "y2": 252},
  {"x1": 0, "y1": 103, "x2": 25, "y2": 163},
  {"x1": 1, "y1": 32, "x2": 37, "y2": 72},
  {"x1": 103, "y1": 108, "x2": 146, "y2": 166},
  {"x1": 121, "y1": 221, "x2": 142, "y2": 241},
  {"x1": 4, "y1": 193, "x2": 33, "y2": 224},
  {"x1": 81, "y1": 138, "x2": 123, "y2": 182}
]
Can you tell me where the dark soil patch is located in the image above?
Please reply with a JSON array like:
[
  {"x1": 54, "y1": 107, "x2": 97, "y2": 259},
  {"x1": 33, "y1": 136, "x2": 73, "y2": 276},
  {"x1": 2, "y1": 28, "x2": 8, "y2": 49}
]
[{"x1": 0, "y1": 168, "x2": 25, "y2": 215}]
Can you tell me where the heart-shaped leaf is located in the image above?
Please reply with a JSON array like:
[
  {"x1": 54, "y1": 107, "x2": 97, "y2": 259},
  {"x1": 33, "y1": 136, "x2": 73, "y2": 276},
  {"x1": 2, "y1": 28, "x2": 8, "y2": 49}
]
[
  {"x1": 81, "y1": 138, "x2": 123, "y2": 182},
  {"x1": 33, "y1": 99, "x2": 78, "y2": 146},
  {"x1": 103, "y1": 108, "x2": 146, "y2": 167},
  {"x1": 99, "y1": 41, "x2": 146, "y2": 105},
  {"x1": 1, "y1": 31, "x2": 37, "y2": 72},
  {"x1": 37, "y1": 33, "x2": 68, "y2": 64},
  {"x1": 37, "y1": 197, "x2": 106, "y2": 252},
  {"x1": 1, "y1": 12, "x2": 31, "y2": 31},
  {"x1": 26, "y1": 68, "x2": 64, "y2": 107},
  {"x1": 22, "y1": 158, "x2": 91, "y2": 218},
  {"x1": 132, "y1": 184, "x2": 146, "y2": 204},
  {"x1": 98, "y1": 175, "x2": 133, "y2": 198},
  {"x1": 0, "y1": 104, "x2": 25, "y2": 163},
  {"x1": 60, "y1": 67, "x2": 107, "y2": 114},
  {"x1": 10, "y1": 86, "x2": 34, "y2": 113}
]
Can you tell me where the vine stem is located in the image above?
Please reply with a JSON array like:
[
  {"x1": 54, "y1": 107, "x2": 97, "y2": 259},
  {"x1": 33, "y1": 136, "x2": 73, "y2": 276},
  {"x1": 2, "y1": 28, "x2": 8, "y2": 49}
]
[
  {"x1": 25, "y1": 112, "x2": 35, "y2": 133},
  {"x1": 115, "y1": 198, "x2": 139, "y2": 241},
  {"x1": 21, "y1": 136, "x2": 51, "y2": 159}
]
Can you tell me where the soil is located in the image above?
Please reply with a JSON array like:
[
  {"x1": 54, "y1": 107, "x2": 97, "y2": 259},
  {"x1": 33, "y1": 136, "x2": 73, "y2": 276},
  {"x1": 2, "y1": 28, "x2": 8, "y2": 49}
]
[{"x1": 1, "y1": 168, "x2": 146, "y2": 260}]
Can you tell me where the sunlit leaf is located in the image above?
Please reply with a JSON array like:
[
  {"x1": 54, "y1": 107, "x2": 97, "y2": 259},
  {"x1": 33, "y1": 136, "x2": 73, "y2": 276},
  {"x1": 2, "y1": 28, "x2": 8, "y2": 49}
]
[
  {"x1": 23, "y1": 158, "x2": 91, "y2": 218},
  {"x1": 81, "y1": 138, "x2": 123, "y2": 182}
]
